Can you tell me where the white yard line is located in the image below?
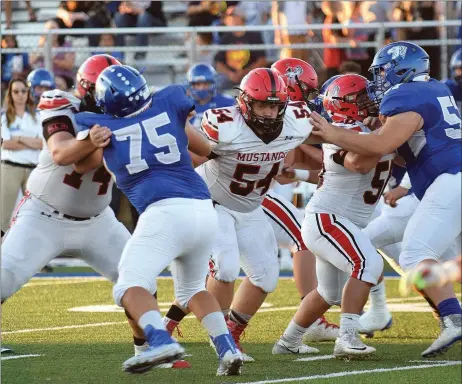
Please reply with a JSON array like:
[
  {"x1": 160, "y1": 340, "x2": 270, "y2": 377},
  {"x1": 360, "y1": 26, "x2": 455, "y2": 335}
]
[
  {"x1": 3, "y1": 321, "x2": 126, "y2": 335},
  {"x1": 236, "y1": 361, "x2": 462, "y2": 384},
  {"x1": 1, "y1": 354, "x2": 42, "y2": 361},
  {"x1": 295, "y1": 355, "x2": 335, "y2": 362}
]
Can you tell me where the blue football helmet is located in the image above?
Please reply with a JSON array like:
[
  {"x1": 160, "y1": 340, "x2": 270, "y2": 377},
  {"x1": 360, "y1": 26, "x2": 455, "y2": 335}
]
[
  {"x1": 369, "y1": 41, "x2": 430, "y2": 96},
  {"x1": 450, "y1": 48, "x2": 462, "y2": 85},
  {"x1": 186, "y1": 63, "x2": 217, "y2": 102},
  {"x1": 95, "y1": 65, "x2": 151, "y2": 117},
  {"x1": 27, "y1": 68, "x2": 55, "y2": 101}
]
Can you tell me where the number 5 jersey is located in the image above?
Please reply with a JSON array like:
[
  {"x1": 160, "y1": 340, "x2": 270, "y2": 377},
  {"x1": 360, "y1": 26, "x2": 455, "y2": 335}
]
[
  {"x1": 306, "y1": 122, "x2": 395, "y2": 229},
  {"x1": 27, "y1": 90, "x2": 113, "y2": 218},
  {"x1": 197, "y1": 102, "x2": 313, "y2": 213}
]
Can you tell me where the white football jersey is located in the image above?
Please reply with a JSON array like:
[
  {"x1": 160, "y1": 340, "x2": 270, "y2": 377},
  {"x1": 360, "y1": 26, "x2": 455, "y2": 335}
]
[
  {"x1": 197, "y1": 103, "x2": 313, "y2": 212},
  {"x1": 26, "y1": 90, "x2": 113, "y2": 218},
  {"x1": 306, "y1": 122, "x2": 394, "y2": 228}
]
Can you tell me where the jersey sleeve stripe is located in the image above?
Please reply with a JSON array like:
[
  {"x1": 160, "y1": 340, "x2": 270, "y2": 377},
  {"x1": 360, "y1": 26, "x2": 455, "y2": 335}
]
[{"x1": 202, "y1": 122, "x2": 219, "y2": 142}]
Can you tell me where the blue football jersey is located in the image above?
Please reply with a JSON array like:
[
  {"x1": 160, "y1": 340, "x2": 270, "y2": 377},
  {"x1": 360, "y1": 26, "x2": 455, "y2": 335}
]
[
  {"x1": 443, "y1": 79, "x2": 462, "y2": 110},
  {"x1": 380, "y1": 79, "x2": 462, "y2": 200},
  {"x1": 75, "y1": 85, "x2": 210, "y2": 213},
  {"x1": 190, "y1": 94, "x2": 234, "y2": 129}
]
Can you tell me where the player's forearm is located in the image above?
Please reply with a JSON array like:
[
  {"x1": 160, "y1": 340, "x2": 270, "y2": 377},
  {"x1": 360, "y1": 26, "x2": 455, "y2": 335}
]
[
  {"x1": 343, "y1": 153, "x2": 381, "y2": 175},
  {"x1": 51, "y1": 138, "x2": 97, "y2": 166},
  {"x1": 331, "y1": 129, "x2": 389, "y2": 156},
  {"x1": 73, "y1": 149, "x2": 103, "y2": 174},
  {"x1": 294, "y1": 144, "x2": 323, "y2": 169},
  {"x1": 186, "y1": 123, "x2": 211, "y2": 157}
]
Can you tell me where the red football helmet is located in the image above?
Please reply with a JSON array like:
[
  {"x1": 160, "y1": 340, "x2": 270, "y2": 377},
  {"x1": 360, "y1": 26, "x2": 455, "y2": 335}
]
[
  {"x1": 76, "y1": 54, "x2": 122, "y2": 97},
  {"x1": 271, "y1": 58, "x2": 319, "y2": 102},
  {"x1": 237, "y1": 68, "x2": 288, "y2": 143},
  {"x1": 323, "y1": 74, "x2": 378, "y2": 123}
]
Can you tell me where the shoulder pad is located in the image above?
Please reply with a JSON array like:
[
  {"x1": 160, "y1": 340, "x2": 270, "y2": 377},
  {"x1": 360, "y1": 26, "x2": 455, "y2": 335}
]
[
  {"x1": 201, "y1": 106, "x2": 241, "y2": 144},
  {"x1": 284, "y1": 102, "x2": 313, "y2": 138},
  {"x1": 38, "y1": 90, "x2": 81, "y2": 112}
]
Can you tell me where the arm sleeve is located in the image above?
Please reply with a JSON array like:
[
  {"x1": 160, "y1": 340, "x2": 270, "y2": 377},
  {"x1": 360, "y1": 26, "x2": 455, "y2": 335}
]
[
  {"x1": 42, "y1": 114, "x2": 75, "y2": 141},
  {"x1": 172, "y1": 85, "x2": 195, "y2": 125},
  {"x1": 200, "y1": 110, "x2": 220, "y2": 151}
]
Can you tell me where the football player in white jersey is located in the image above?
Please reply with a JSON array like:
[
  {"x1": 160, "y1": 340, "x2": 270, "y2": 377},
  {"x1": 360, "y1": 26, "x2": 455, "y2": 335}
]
[
  {"x1": 273, "y1": 74, "x2": 392, "y2": 358},
  {"x1": 0, "y1": 54, "x2": 149, "y2": 357},
  {"x1": 195, "y1": 68, "x2": 322, "y2": 360}
]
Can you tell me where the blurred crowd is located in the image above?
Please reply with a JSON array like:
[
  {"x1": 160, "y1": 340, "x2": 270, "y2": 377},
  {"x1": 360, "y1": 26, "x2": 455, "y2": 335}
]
[{"x1": 2, "y1": 1, "x2": 461, "y2": 101}]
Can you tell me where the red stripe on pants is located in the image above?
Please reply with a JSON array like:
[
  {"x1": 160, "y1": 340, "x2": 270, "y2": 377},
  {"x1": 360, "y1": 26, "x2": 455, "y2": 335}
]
[
  {"x1": 262, "y1": 197, "x2": 307, "y2": 251},
  {"x1": 319, "y1": 213, "x2": 362, "y2": 279}
]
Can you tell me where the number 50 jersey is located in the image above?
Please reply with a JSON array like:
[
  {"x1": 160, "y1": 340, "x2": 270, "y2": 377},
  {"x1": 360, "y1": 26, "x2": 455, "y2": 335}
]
[
  {"x1": 307, "y1": 122, "x2": 395, "y2": 229},
  {"x1": 75, "y1": 85, "x2": 210, "y2": 214},
  {"x1": 197, "y1": 102, "x2": 313, "y2": 213}
]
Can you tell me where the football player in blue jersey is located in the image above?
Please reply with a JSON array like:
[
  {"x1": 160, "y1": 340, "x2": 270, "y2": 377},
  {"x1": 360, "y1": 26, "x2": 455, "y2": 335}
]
[
  {"x1": 309, "y1": 41, "x2": 462, "y2": 358},
  {"x1": 26, "y1": 68, "x2": 55, "y2": 103},
  {"x1": 444, "y1": 48, "x2": 462, "y2": 109},
  {"x1": 75, "y1": 65, "x2": 243, "y2": 376},
  {"x1": 186, "y1": 63, "x2": 235, "y2": 129}
]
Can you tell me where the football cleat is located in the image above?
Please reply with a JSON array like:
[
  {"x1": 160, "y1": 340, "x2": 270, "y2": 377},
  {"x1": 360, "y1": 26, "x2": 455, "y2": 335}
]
[
  {"x1": 272, "y1": 337, "x2": 320, "y2": 355},
  {"x1": 227, "y1": 319, "x2": 255, "y2": 362},
  {"x1": 303, "y1": 316, "x2": 339, "y2": 342},
  {"x1": 134, "y1": 342, "x2": 191, "y2": 368},
  {"x1": 123, "y1": 327, "x2": 184, "y2": 374},
  {"x1": 213, "y1": 334, "x2": 243, "y2": 376},
  {"x1": 334, "y1": 328, "x2": 376, "y2": 358},
  {"x1": 1, "y1": 347, "x2": 13, "y2": 354},
  {"x1": 359, "y1": 310, "x2": 393, "y2": 338},
  {"x1": 421, "y1": 314, "x2": 462, "y2": 358}
]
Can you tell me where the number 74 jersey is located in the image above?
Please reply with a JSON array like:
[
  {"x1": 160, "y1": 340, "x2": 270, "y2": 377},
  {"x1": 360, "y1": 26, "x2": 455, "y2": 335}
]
[
  {"x1": 306, "y1": 122, "x2": 395, "y2": 229},
  {"x1": 198, "y1": 103, "x2": 313, "y2": 213}
]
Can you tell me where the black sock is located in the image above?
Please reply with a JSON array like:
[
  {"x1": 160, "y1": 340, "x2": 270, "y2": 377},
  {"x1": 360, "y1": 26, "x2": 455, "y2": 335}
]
[
  {"x1": 165, "y1": 304, "x2": 187, "y2": 322},
  {"x1": 229, "y1": 309, "x2": 251, "y2": 325},
  {"x1": 133, "y1": 336, "x2": 146, "y2": 346}
]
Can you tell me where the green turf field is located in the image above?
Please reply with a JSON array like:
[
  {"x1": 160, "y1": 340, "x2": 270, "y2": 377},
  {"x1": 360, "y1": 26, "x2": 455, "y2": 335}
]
[{"x1": 2, "y1": 277, "x2": 461, "y2": 384}]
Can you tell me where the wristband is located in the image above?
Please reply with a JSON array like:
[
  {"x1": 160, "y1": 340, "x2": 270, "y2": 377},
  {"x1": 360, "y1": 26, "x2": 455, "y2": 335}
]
[{"x1": 294, "y1": 169, "x2": 310, "y2": 181}]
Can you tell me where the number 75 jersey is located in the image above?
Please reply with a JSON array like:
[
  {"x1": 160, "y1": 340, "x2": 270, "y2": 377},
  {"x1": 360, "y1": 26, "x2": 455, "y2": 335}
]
[
  {"x1": 197, "y1": 102, "x2": 313, "y2": 213},
  {"x1": 306, "y1": 122, "x2": 394, "y2": 229}
]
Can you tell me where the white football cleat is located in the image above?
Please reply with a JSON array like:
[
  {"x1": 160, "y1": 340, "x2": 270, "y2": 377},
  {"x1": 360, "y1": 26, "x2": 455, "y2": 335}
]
[
  {"x1": 421, "y1": 314, "x2": 462, "y2": 358},
  {"x1": 303, "y1": 316, "x2": 339, "y2": 342},
  {"x1": 359, "y1": 309, "x2": 393, "y2": 338},
  {"x1": 272, "y1": 337, "x2": 320, "y2": 355},
  {"x1": 123, "y1": 342, "x2": 184, "y2": 374},
  {"x1": 216, "y1": 350, "x2": 243, "y2": 376},
  {"x1": 334, "y1": 329, "x2": 376, "y2": 358},
  {"x1": 134, "y1": 342, "x2": 149, "y2": 357}
]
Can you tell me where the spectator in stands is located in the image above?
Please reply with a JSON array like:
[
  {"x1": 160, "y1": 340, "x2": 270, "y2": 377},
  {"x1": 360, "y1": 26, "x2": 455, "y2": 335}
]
[
  {"x1": 29, "y1": 20, "x2": 76, "y2": 89},
  {"x1": 272, "y1": 1, "x2": 312, "y2": 62},
  {"x1": 3, "y1": 0, "x2": 37, "y2": 30},
  {"x1": 55, "y1": 1, "x2": 112, "y2": 47},
  {"x1": 187, "y1": 1, "x2": 237, "y2": 27},
  {"x1": 392, "y1": 1, "x2": 442, "y2": 78},
  {"x1": 1, "y1": 35, "x2": 30, "y2": 101},
  {"x1": 214, "y1": 6, "x2": 267, "y2": 89},
  {"x1": 339, "y1": 60, "x2": 362, "y2": 75},
  {"x1": 93, "y1": 33, "x2": 124, "y2": 62},
  {"x1": 321, "y1": 1, "x2": 355, "y2": 78},
  {"x1": 114, "y1": 1, "x2": 167, "y2": 60},
  {"x1": 1, "y1": 79, "x2": 42, "y2": 233},
  {"x1": 343, "y1": 2, "x2": 371, "y2": 77}
]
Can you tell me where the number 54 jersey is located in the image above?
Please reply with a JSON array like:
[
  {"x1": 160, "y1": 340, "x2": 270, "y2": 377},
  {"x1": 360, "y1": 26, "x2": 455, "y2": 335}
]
[
  {"x1": 198, "y1": 102, "x2": 313, "y2": 212},
  {"x1": 306, "y1": 122, "x2": 395, "y2": 229}
]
